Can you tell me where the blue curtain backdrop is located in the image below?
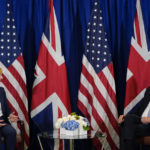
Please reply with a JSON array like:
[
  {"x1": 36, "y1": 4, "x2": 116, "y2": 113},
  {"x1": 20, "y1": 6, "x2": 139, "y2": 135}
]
[{"x1": 1, "y1": 0, "x2": 150, "y2": 149}]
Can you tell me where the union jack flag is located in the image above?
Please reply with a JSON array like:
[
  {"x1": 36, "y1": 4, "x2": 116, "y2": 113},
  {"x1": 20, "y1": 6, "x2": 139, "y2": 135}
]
[
  {"x1": 77, "y1": 0, "x2": 119, "y2": 149},
  {"x1": 124, "y1": 0, "x2": 150, "y2": 115},
  {"x1": 0, "y1": 0, "x2": 29, "y2": 149},
  {"x1": 31, "y1": 0, "x2": 71, "y2": 149}
]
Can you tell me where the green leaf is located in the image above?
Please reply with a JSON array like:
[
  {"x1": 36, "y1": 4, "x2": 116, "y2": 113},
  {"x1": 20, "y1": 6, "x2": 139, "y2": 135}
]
[
  {"x1": 70, "y1": 112, "x2": 77, "y2": 116},
  {"x1": 83, "y1": 126, "x2": 90, "y2": 131},
  {"x1": 75, "y1": 116, "x2": 80, "y2": 120}
]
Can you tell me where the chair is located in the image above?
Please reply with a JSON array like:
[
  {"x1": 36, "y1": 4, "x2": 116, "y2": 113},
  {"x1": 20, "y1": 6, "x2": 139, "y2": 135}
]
[
  {"x1": 136, "y1": 136, "x2": 150, "y2": 150},
  {"x1": 1, "y1": 120, "x2": 24, "y2": 150}
]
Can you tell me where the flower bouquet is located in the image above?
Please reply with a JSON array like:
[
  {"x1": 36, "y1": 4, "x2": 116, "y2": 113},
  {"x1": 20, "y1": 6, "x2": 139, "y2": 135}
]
[{"x1": 55, "y1": 112, "x2": 90, "y2": 136}]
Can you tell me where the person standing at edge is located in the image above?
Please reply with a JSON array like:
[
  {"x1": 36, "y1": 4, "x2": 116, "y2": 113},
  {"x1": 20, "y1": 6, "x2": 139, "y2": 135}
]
[{"x1": 0, "y1": 68, "x2": 19, "y2": 150}]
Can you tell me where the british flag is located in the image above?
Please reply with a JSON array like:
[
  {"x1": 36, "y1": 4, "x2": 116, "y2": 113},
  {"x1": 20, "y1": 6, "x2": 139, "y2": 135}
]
[
  {"x1": 31, "y1": 0, "x2": 71, "y2": 149},
  {"x1": 77, "y1": 0, "x2": 119, "y2": 149},
  {"x1": 124, "y1": 0, "x2": 150, "y2": 115},
  {"x1": 0, "y1": 0, "x2": 29, "y2": 149}
]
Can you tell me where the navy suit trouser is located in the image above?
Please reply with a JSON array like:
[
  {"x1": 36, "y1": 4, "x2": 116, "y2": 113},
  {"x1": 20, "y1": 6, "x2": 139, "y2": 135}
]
[
  {"x1": 120, "y1": 114, "x2": 150, "y2": 150},
  {"x1": 0, "y1": 124, "x2": 16, "y2": 150}
]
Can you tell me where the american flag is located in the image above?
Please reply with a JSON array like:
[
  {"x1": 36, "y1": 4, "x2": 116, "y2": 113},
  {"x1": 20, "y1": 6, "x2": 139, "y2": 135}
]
[
  {"x1": 0, "y1": 0, "x2": 29, "y2": 149},
  {"x1": 77, "y1": 1, "x2": 119, "y2": 149},
  {"x1": 124, "y1": 0, "x2": 150, "y2": 115},
  {"x1": 31, "y1": 0, "x2": 71, "y2": 149}
]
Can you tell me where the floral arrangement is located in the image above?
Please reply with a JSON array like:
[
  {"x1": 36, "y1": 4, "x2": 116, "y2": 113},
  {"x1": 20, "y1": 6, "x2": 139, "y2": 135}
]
[{"x1": 55, "y1": 112, "x2": 90, "y2": 132}]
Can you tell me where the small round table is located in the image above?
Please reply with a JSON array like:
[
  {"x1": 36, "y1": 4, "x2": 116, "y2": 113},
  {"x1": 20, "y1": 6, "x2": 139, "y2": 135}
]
[{"x1": 37, "y1": 129, "x2": 107, "y2": 150}]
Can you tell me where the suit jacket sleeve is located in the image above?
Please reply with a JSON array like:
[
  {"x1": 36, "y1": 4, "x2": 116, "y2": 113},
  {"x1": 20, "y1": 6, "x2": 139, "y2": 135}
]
[{"x1": 0, "y1": 87, "x2": 11, "y2": 120}]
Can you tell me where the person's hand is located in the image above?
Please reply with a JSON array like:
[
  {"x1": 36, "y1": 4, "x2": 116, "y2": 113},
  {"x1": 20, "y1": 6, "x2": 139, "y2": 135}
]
[
  {"x1": 118, "y1": 115, "x2": 125, "y2": 124},
  {"x1": 141, "y1": 117, "x2": 150, "y2": 124},
  {"x1": 9, "y1": 112, "x2": 19, "y2": 122},
  {"x1": 0, "y1": 119, "x2": 6, "y2": 127}
]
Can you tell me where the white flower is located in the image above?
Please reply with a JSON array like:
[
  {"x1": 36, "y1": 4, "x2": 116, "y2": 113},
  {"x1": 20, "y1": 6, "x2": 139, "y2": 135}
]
[
  {"x1": 81, "y1": 120, "x2": 87, "y2": 126},
  {"x1": 76, "y1": 120, "x2": 87, "y2": 129},
  {"x1": 78, "y1": 123, "x2": 84, "y2": 129},
  {"x1": 55, "y1": 118, "x2": 63, "y2": 129},
  {"x1": 62, "y1": 116, "x2": 69, "y2": 122},
  {"x1": 70, "y1": 115, "x2": 76, "y2": 120},
  {"x1": 55, "y1": 113, "x2": 90, "y2": 131},
  {"x1": 79, "y1": 116, "x2": 83, "y2": 120},
  {"x1": 66, "y1": 115, "x2": 72, "y2": 120}
]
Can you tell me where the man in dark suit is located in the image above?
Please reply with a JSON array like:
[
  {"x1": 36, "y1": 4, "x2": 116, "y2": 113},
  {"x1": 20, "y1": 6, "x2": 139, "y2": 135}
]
[
  {"x1": 0, "y1": 68, "x2": 18, "y2": 150},
  {"x1": 118, "y1": 87, "x2": 150, "y2": 150}
]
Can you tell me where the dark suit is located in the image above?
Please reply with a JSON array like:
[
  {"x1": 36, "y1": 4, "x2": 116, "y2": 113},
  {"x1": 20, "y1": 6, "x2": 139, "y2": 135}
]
[
  {"x1": 120, "y1": 87, "x2": 150, "y2": 150},
  {"x1": 0, "y1": 87, "x2": 16, "y2": 150}
]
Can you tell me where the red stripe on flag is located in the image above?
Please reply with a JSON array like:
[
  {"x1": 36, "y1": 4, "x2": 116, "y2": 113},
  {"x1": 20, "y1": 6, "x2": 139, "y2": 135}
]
[
  {"x1": 17, "y1": 55, "x2": 26, "y2": 69},
  {"x1": 2, "y1": 76, "x2": 29, "y2": 122},
  {"x1": 24, "y1": 130, "x2": 29, "y2": 146},
  {"x1": 107, "y1": 62, "x2": 115, "y2": 78},
  {"x1": 78, "y1": 100, "x2": 91, "y2": 123},
  {"x1": 92, "y1": 108, "x2": 118, "y2": 150},
  {"x1": 8, "y1": 63, "x2": 27, "y2": 98},
  {"x1": 49, "y1": 0, "x2": 56, "y2": 51},
  {"x1": 78, "y1": 96, "x2": 118, "y2": 150},
  {"x1": 81, "y1": 65, "x2": 119, "y2": 133},
  {"x1": 79, "y1": 81, "x2": 119, "y2": 135},
  {"x1": 98, "y1": 66, "x2": 117, "y2": 107},
  {"x1": 134, "y1": 13, "x2": 142, "y2": 47}
]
